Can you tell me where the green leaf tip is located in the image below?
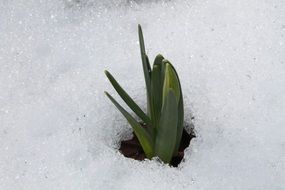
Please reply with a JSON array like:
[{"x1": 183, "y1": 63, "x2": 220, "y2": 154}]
[
  {"x1": 104, "y1": 70, "x2": 152, "y2": 126},
  {"x1": 163, "y1": 62, "x2": 181, "y2": 104}
]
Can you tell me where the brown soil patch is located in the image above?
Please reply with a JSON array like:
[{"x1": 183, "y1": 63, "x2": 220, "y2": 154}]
[{"x1": 119, "y1": 127, "x2": 195, "y2": 167}]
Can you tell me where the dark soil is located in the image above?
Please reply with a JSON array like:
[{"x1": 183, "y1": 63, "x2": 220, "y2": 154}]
[{"x1": 119, "y1": 127, "x2": 195, "y2": 167}]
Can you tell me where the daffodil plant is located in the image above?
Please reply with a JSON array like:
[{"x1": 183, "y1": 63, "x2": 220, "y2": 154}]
[{"x1": 104, "y1": 25, "x2": 184, "y2": 164}]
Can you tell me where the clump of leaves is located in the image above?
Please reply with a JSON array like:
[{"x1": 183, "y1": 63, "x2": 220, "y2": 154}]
[{"x1": 104, "y1": 25, "x2": 184, "y2": 164}]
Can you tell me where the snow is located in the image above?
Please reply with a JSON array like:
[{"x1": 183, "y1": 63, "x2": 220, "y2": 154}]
[{"x1": 0, "y1": 0, "x2": 285, "y2": 189}]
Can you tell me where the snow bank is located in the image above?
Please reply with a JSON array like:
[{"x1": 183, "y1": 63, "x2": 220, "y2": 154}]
[{"x1": 0, "y1": 0, "x2": 284, "y2": 189}]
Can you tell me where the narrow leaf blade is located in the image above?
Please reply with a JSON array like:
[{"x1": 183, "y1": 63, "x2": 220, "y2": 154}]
[
  {"x1": 105, "y1": 70, "x2": 151, "y2": 126},
  {"x1": 105, "y1": 92, "x2": 154, "y2": 158},
  {"x1": 138, "y1": 24, "x2": 151, "y2": 116}
]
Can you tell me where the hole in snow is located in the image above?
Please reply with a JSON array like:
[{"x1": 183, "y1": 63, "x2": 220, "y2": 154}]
[{"x1": 118, "y1": 123, "x2": 195, "y2": 167}]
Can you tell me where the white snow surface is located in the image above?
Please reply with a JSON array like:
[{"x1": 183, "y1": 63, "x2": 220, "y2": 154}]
[{"x1": 1, "y1": 0, "x2": 285, "y2": 189}]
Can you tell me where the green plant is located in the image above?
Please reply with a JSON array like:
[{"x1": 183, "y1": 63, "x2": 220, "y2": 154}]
[{"x1": 104, "y1": 25, "x2": 184, "y2": 164}]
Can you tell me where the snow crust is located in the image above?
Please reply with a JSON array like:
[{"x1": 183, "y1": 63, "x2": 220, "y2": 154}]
[{"x1": 0, "y1": 0, "x2": 285, "y2": 189}]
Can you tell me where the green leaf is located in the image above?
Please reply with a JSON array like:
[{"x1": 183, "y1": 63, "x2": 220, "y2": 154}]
[
  {"x1": 145, "y1": 54, "x2": 152, "y2": 77},
  {"x1": 138, "y1": 24, "x2": 151, "y2": 116},
  {"x1": 145, "y1": 54, "x2": 152, "y2": 116},
  {"x1": 162, "y1": 62, "x2": 181, "y2": 104},
  {"x1": 174, "y1": 93, "x2": 184, "y2": 155},
  {"x1": 105, "y1": 92, "x2": 154, "y2": 158},
  {"x1": 155, "y1": 90, "x2": 178, "y2": 163},
  {"x1": 150, "y1": 54, "x2": 164, "y2": 128},
  {"x1": 165, "y1": 62, "x2": 184, "y2": 156},
  {"x1": 160, "y1": 58, "x2": 166, "y2": 84},
  {"x1": 104, "y1": 70, "x2": 152, "y2": 126}
]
